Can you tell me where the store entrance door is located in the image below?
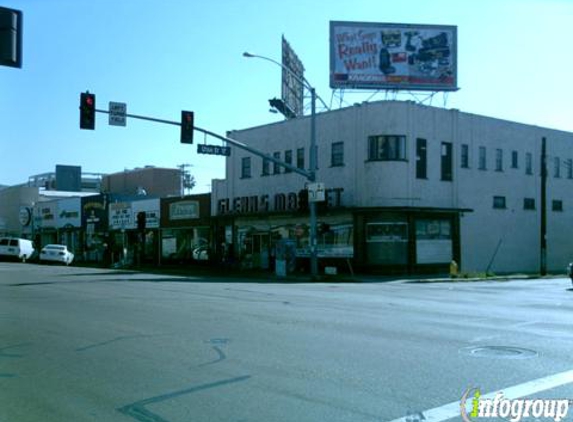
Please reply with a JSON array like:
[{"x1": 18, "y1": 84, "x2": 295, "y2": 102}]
[{"x1": 252, "y1": 233, "x2": 270, "y2": 269}]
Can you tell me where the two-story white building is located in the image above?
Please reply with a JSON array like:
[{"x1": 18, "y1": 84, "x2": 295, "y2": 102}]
[{"x1": 212, "y1": 100, "x2": 573, "y2": 274}]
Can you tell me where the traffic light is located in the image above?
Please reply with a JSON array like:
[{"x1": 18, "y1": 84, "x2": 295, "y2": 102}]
[
  {"x1": 79, "y1": 92, "x2": 96, "y2": 130},
  {"x1": 136, "y1": 211, "x2": 146, "y2": 231},
  {"x1": 180, "y1": 110, "x2": 194, "y2": 144},
  {"x1": 0, "y1": 7, "x2": 23, "y2": 69},
  {"x1": 298, "y1": 189, "x2": 309, "y2": 212},
  {"x1": 269, "y1": 98, "x2": 297, "y2": 119}
]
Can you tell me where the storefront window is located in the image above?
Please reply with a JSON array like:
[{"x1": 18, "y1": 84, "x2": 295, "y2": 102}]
[
  {"x1": 366, "y1": 222, "x2": 408, "y2": 265},
  {"x1": 162, "y1": 227, "x2": 211, "y2": 263},
  {"x1": 415, "y1": 219, "x2": 452, "y2": 264},
  {"x1": 236, "y1": 220, "x2": 354, "y2": 270}
]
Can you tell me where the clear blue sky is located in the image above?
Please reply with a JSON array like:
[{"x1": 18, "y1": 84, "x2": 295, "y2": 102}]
[{"x1": 1, "y1": 0, "x2": 571, "y2": 192}]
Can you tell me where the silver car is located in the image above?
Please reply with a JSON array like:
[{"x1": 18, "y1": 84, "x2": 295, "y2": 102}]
[{"x1": 40, "y1": 244, "x2": 74, "y2": 265}]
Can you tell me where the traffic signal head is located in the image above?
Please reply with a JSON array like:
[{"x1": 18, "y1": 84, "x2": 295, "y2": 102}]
[
  {"x1": 269, "y1": 98, "x2": 297, "y2": 119},
  {"x1": 136, "y1": 211, "x2": 146, "y2": 231},
  {"x1": 0, "y1": 7, "x2": 23, "y2": 69},
  {"x1": 180, "y1": 110, "x2": 194, "y2": 144},
  {"x1": 80, "y1": 92, "x2": 96, "y2": 130},
  {"x1": 298, "y1": 189, "x2": 309, "y2": 212}
]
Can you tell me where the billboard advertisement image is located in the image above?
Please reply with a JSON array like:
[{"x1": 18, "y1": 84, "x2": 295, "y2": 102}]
[{"x1": 330, "y1": 21, "x2": 458, "y2": 91}]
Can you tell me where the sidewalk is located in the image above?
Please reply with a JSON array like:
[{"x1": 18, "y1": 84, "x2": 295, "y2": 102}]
[{"x1": 79, "y1": 261, "x2": 564, "y2": 284}]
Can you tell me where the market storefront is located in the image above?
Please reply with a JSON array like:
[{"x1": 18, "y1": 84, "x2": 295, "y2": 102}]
[{"x1": 214, "y1": 186, "x2": 353, "y2": 273}]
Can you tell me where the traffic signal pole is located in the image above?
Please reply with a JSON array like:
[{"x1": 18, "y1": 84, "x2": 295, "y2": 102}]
[{"x1": 92, "y1": 108, "x2": 311, "y2": 178}]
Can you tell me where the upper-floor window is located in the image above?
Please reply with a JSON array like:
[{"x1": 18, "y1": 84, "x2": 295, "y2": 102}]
[
  {"x1": 461, "y1": 144, "x2": 469, "y2": 169},
  {"x1": 261, "y1": 156, "x2": 270, "y2": 176},
  {"x1": 552, "y1": 200, "x2": 563, "y2": 212},
  {"x1": 523, "y1": 198, "x2": 535, "y2": 210},
  {"x1": 416, "y1": 138, "x2": 427, "y2": 179},
  {"x1": 479, "y1": 146, "x2": 487, "y2": 170},
  {"x1": 241, "y1": 157, "x2": 251, "y2": 179},
  {"x1": 331, "y1": 142, "x2": 344, "y2": 167},
  {"x1": 297, "y1": 148, "x2": 305, "y2": 170},
  {"x1": 368, "y1": 135, "x2": 406, "y2": 161},
  {"x1": 554, "y1": 157, "x2": 561, "y2": 178},
  {"x1": 495, "y1": 149, "x2": 503, "y2": 172},
  {"x1": 273, "y1": 151, "x2": 281, "y2": 175},
  {"x1": 567, "y1": 159, "x2": 573, "y2": 179},
  {"x1": 526, "y1": 152, "x2": 533, "y2": 175},
  {"x1": 511, "y1": 151, "x2": 518, "y2": 169},
  {"x1": 493, "y1": 196, "x2": 506, "y2": 209},
  {"x1": 441, "y1": 142, "x2": 453, "y2": 181},
  {"x1": 284, "y1": 150, "x2": 293, "y2": 173}
]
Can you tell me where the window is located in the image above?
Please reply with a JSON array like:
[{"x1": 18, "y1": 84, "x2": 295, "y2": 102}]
[
  {"x1": 552, "y1": 200, "x2": 563, "y2": 212},
  {"x1": 368, "y1": 135, "x2": 406, "y2": 161},
  {"x1": 479, "y1": 146, "x2": 487, "y2": 170},
  {"x1": 273, "y1": 151, "x2": 281, "y2": 175},
  {"x1": 554, "y1": 157, "x2": 561, "y2": 178},
  {"x1": 241, "y1": 157, "x2": 251, "y2": 179},
  {"x1": 416, "y1": 138, "x2": 427, "y2": 179},
  {"x1": 284, "y1": 150, "x2": 293, "y2": 173},
  {"x1": 493, "y1": 196, "x2": 506, "y2": 209},
  {"x1": 523, "y1": 198, "x2": 535, "y2": 210},
  {"x1": 441, "y1": 142, "x2": 453, "y2": 181},
  {"x1": 495, "y1": 149, "x2": 503, "y2": 171},
  {"x1": 511, "y1": 151, "x2": 518, "y2": 169},
  {"x1": 331, "y1": 142, "x2": 344, "y2": 167},
  {"x1": 461, "y1": 144, "x2": 469, "y2": 169},
  {"x1": 261, "y1": 156, "x2": 270, "y2": 176},
  {"x1": 297, "y1": 148, "x2": 305, "y2": 170},
  {"x1": 567, "y1": 159, "x2": 573, "y2": 179},
  {"x1": 526, "y1": 152, "x2": 533, "y2": 175}
]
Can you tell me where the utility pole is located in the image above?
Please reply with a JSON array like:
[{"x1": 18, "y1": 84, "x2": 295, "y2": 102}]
[{"x1": 540, "y1": 136, "x2": 547, "y2": 276}]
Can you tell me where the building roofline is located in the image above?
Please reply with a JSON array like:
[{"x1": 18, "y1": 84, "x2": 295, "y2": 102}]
[{"x1": 228, "y1": 99, "x2": 573, "y2": 137}]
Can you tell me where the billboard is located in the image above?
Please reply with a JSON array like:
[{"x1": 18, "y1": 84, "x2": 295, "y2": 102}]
[
  {"x1": 55, "y1": 164, "x2": 82, "y2": 191},
  {"x1": 281, "y1": 36, "x2": 305, "y2": 118},
  {"x1": 330, "y1": 21, "x2": 458, "y2": 91}
]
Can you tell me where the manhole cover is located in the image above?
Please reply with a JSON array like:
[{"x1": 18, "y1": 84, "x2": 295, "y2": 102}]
[{"x1": 460, "y1": 346, "x2": 538, "y2": 359}]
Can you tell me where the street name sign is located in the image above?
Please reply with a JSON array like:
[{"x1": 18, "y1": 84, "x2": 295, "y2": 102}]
[
  {"x1": 197, "y1": 144, "x2": 231, "y2": 156},
  {"x1": 109, "y1": 102, "x2": 127, "y2": 126}
]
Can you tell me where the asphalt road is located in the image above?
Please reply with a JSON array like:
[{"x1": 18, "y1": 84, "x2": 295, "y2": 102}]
[{"x1": 1, "y1": 263, "x2": 573, "y2": 422}]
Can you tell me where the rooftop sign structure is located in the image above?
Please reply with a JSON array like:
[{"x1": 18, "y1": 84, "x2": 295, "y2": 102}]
[{"x1": 330, "y1": 21, "x2": 458, "y2": 92}]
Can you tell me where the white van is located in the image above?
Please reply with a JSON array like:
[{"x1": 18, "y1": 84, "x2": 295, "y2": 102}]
[{"x1": 0, "y1": 237, "x2": 35, "y2": 262}]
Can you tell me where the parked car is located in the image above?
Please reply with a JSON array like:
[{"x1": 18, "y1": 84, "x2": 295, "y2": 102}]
[
  {"x1": 0, "y1": 237, "x2": 35, "y2": 262},
  {"x1": 40, "y1": 244, "x2": 74, "y2": 265}
]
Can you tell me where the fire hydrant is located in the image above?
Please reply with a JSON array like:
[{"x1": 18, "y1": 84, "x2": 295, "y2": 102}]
[{"x1": 449, "y1": 260, "x2": 458, "y2": 278}]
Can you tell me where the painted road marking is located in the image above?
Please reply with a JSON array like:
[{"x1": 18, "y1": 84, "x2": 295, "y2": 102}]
[{"x1": 388, "y1": 369, "x2": 573, "y2": 422}]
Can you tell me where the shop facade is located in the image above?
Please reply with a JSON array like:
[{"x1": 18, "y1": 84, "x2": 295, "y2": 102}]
[
  {"x1": 108, "y1": 198, "x2": 161, "y2": 266},
  {"x1": 212, "y1": 100, "x2": 573, "y2": 274},
  {"x1": 56, "y1": 197, "x2": 82, "y2": 257},
  {"x1": 160, "y1": 194, "x2": 212, "y2": 264},
  {"x1": 82, "y1": 194, "x2": 110, "y2": 263}
]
